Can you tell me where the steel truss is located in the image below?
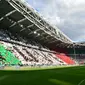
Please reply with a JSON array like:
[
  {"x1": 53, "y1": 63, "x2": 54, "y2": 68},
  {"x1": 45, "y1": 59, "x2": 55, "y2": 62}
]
[{"x1": 6, "y1": 0, "x2": 72, "y2": 43}]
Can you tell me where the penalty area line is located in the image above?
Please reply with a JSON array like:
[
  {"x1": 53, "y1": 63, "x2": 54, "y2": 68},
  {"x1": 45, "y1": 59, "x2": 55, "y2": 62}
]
[{"x1": 78, "y1": 79, "x2": 85, "y2": 85}]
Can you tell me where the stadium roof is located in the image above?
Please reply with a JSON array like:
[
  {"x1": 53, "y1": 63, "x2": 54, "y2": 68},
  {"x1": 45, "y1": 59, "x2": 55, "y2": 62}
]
[{"x1": 0, "y1": 0, "x2": 85, "y2": 48}]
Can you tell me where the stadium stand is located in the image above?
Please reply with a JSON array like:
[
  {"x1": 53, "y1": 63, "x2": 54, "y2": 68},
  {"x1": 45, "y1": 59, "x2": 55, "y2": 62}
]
[
  {"x1": 56, "y1": 53, "x2": 75, "y2": 65},
  {"x1": 0, "y1": 29, "x2": 67, "y2": 66},
  {"x1": 0, "y1": 43, "x2": 21, "y2": 65},
  {"x1": 1, "y1": 0, "x2": 84, "y2": 67},
  {"x1": 65, "y1": 48, "x2": 85, "y2": 64}
]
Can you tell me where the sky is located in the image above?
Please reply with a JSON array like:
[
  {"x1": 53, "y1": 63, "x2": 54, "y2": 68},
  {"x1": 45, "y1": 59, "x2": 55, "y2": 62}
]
[{"x1": 21, "y1": 0, "x2": 85, "y2": 42}]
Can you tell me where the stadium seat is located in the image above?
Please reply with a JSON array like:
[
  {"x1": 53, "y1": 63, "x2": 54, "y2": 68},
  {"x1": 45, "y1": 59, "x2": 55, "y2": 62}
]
[{"x1": 56, "y1": 53, "x2": 75, "y2": 65}]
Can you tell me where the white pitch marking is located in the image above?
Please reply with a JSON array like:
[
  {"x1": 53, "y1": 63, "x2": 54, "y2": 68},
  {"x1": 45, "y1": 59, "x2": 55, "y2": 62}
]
[
  {"x1": 0, "y1": 75, "x2": 8, "y2": 81},
  {"x1": 78, "y1": 79, "x2": 85, "y2": 85}
]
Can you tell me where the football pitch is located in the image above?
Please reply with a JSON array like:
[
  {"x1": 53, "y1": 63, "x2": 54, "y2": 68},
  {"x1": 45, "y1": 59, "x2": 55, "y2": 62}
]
[{"x1": 0, "y1": 66, "x2": 85, "y2": 85}]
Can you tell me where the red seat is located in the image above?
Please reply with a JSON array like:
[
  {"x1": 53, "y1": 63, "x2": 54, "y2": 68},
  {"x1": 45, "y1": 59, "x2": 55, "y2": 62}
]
[{"x1": 56, "y1": 53, "x2": 75, "y2": 64}]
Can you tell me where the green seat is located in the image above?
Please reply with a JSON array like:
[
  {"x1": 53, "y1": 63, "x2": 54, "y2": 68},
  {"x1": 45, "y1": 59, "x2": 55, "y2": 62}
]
[{"x1": 0, "y1": 44, "x2": 22, "y2": 65}]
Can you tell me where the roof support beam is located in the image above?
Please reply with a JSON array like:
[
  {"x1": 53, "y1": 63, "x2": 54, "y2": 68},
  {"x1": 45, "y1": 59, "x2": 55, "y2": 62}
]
[
  {"x1": 34, "y1": 32, "x2": 45, "y2": 38},
  {"x1": 7, "y1": 0, "x2": 65, "y2": 43},
  {"x1": 48, "y1": 40, "x2": 58, "y2": 44},
  {"x1": 28, "y1": 29, "x2": 40, "y2": 35},
  {"x1": 7, "y1": 0, "x2": 72, "y2": 44},
  {"x1": 18, "y1": 18, "x2": 27, "y2": 23},
  {"x1": 5, "y1": 10, "x2": 16, "y2": 17},
  {"x1": 43, "y1": 37, "x2": 55, "y2": 43},
  {"x1": 20, "y1": 24, "x2": 34, "y2": 32},
  {"x1": 39, "y1": 35, "x2": 47, "y2": 41},
  {"x1": 0, "y1": 10, "x2": 16, "y2": 22},
  {"x1": 9, "y1": 17, "x2": 27, "y2": 28}
]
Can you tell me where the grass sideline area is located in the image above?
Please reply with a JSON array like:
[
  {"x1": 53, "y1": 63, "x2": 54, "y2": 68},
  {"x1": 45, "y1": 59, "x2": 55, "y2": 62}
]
[{"x1": 0, "y1": 65, "x2": 85, "y2": 85}]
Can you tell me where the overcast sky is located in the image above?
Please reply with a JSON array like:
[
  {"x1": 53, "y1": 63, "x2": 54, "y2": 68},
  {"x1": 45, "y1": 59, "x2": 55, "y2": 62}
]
[{"x1": 21, "y1": 0, "x2": 85, "y2": 42}]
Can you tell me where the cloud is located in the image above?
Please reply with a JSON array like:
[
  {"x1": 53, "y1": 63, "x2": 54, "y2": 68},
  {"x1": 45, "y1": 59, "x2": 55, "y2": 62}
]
[{"x1": 25, "y1": 0, "x2": 85, "y2": 42}]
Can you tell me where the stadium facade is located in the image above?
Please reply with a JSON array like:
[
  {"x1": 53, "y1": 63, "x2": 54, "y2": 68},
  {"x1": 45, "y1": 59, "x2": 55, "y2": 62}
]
[{"x1": 0, "y1": 0, "x2": 85, "y2": 66}]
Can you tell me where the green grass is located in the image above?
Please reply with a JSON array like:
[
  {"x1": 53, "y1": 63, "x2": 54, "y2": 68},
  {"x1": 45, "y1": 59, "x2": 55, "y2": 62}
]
[{"x1": 0, "y1": 66, "x2": 85, "y2": 85}]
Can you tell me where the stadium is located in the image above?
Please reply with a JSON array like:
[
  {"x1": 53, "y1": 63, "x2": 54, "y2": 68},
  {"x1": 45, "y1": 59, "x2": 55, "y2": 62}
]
[{"x1": 0, "y1": 0, "x2": 85, "y2": 85}]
